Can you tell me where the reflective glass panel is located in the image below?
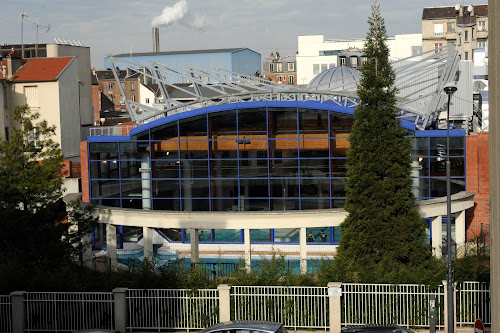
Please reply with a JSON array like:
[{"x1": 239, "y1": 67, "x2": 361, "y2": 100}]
[
  {"x1": 251, "y1": 229, "x2": 272, "y2": 242},
  {"x1": 241, "y1": 198, "x2": 269, "y2": 211},
  {"x1": 238, "y1": 139, "x2": 268, "y2": 157},
  {"x1": 154, "y1": 180, "x2": 180, "y2": 198},
  {"x1": 182, "y1": 199, "x2": 210, "y2": 211},
  {"x1": 152, "y1": 122, "x2": 178, "y2": 140},
  {"x1": 181, "y1": 179, "x2": 209, "y2": 198},
  {"x1": 90, "y1": 160, "x2": 119, "y2": 179},
  {"x1": 331, "y1": 159, "x2": 347, "y2": 177},
  {"x1": 91, "y1": 180, "x2": 120, "y2": 198},
  {"x1": 213, "y1": 229, "x2": 242, "y2": 242},
  {"x1": 209, "y1": 111, "x2": 237, "y2": 137},
  {"x1": 300, "y1": 159, "x2": 329, "y2": 177},
  {"x1": 333, "y1": 226, "x2": 342, "y2": 243},
  {"x1": 210, "y1": 160, "x2": 238, "y2": 178},
  {"x1": 412, "y1": 157, "x2": 429, "y2": 177},
  {"x1": 411, "y1": 137, "x2": 428, "y2": 156},
  {"x1": 152, "y1": 141, "x2": 178, "y2": 159},
  {"x1": 121, "y1": 180, "x2": 147, "y2": 198},
  {"x1": 212, "y1": 199, "x2": 239, "y2": 211},
  {"x1": 122, "y1": 199, "x2": 149, "y2": 209},
  {"x1": 211, "y1": 139, "x2": 238, "y2": 156},
  {"x1": 240, "y1": 179, "x2": 269, "y2": 197},
  {"x1": 330, "y1": 137, "x2": 349, "y2": 156},
  {"x1": 430, "y1": 137, "x2": 464, "y2": 156},
  {"x1": 271, "y1": 159, "x2": 298, "y2": 177},
  {"x1": 332, "y1": 179, "x2": 346, "y2": 197},
  {"x1": 89, "y1": 142, "x2": 118, "y2": 160},
  {"x1": 120, "y1": 160, "x2": 147, "y2": 179},
  {"x1": 180, "y1": 160, "x2": 209, "y2": 178},
  {"x1": 269, "y1": 107, "x2": 297, "y2": 136},
  {"x1": 212, "y1": 179, "x2": 239, "y2": 198},
  {"x1": 274, "y1": 228, "x2": 300, "y2": 242},
  {"x1": 271, "y1": 199, "x2": 299, "y2": 210},
  {"x1": 299, "y1": 109, "x2": 329, "y2": 134},
  {"x1": 239, "y1": 160, "x2": 268, "y2": 177},
  {"x1": 430, "y1": 157, "x2": 464, "y2": 177},
  {"x1": 271, "y1": 179, "x2": 299, "y2": 197},
  {"x1": 179, "y1": 141, "x2": 208, "y2": 157},
  {"x1": 153, "y1": 160, "x2": 179, "y2": 179},
  {"x1": 179, "y1": 115, "x2": 207, "y2": 137},
  {"x1": 332, "y1": 199, "x2": 345, "y2": 208},
  {"x1": 412, "y1": 178, "x2": 430, "y2": 199},
  {"x1": 153, "y1": 199, "x2": 181, "y2": 211},
  {"x1": 301, "y1": 198, "x2": 331, "y2": 210},
  {"x1": 120, "y1": 142, "x2": 150, "y2": 160},
  {"x1": 301, "y1": 179, "x2": 330, "y2": 197},
  {"x1": 238, "y1": 109, "x2": 267, "y2": 135},
  {"x1": 300, "y1": 139, "x2": 329, "y2": 157}
]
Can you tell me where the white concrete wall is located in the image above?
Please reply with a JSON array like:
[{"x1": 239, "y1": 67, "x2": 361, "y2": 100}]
[
  {"x1": 46, "y1": 44, "x2": 93, "y2": 126},
  {"x1": 296, "y1": 34, "x2": 422, "y2": 85},
  {"x1": 139, "y1": 84, "x2": 155, "y2": 107}
]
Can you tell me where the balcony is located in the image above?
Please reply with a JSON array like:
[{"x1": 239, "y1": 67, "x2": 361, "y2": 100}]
[{"x1": 445, "y1": 32, "x2": 458, "y2": 40}]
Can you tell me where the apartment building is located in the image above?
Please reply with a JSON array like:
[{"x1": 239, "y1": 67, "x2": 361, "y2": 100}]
[{"x1": 422, "y1": 4, "x2": 488, "y2": 60}]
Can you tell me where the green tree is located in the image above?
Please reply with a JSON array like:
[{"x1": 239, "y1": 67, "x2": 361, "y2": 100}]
[
  {"x1": 333, "y1": 2, "x2": 444, "y2": 284},
  {"x1": 0, "y1": 105, "x2": 93, "y2": 266}
]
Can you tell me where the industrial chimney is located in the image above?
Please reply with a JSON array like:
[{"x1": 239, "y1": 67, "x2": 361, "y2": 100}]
[{"x1": 152, "y1": 27, "x2": 160, "y2": 52}]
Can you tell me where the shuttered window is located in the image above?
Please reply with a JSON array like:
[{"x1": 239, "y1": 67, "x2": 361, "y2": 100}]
[{"x1": 24, "y1": 86, "x2": 39, "y2": 108}]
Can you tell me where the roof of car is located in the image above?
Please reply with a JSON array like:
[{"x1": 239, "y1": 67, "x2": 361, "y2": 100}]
[{"x1": 202, "y1": 321, "x2": 283, "y2": 333}]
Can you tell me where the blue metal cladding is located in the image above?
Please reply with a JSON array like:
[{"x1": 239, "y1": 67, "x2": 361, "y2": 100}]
[{"x1": 88, "y1": 101, "x2": 466, "y2": 246}]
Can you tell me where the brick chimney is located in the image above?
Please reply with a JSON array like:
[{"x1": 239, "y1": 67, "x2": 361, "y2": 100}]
[{"x1": 6, "y1": 49, "x2": 22, "y2": 77}]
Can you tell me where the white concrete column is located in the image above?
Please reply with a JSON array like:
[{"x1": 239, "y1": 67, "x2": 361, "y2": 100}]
[
  {"x1": 455, "y1": 210, "x2": 466, "y2": 257},
  {"x1": 431, "y1": 216, "x2": 443, "y2": 258},
  {"x1": 143, "y1": 227, "x2": 154, "y2": 261},
  {"x1": 244, "y1": 228, "x2": 251, "y2": 272},
  {"x1": 113, "y1": 288, "x2": 128, "y2": 333},
  {"x1": 328, "y1": 282, "x2": 342, "y2": 333},
  {"x1": 10, "y1": 291, "x2": 25, "y2": 333},
  {"x1": 218, "y1": 284, "x2": 231, "y2": 322},
  {"x1": 300, "y1": 227, "x2": 307, "y2": 274},
  {"x1": 190, "y1": 228, "x2": 199, "y2": 264},
  {"x1": 140, "y1": 159, "x2": 152, "y2": 210},
  {"x1": 106, "y1": 224, "x2": 118, "y2": 270},
  {"x1": 82, "y1": 233, "x2": 93, "y2": 268}
]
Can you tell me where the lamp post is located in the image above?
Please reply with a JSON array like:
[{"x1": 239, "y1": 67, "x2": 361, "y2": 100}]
[{"x1": 444, "y1": 82, "x2": 457, "y2": 333}]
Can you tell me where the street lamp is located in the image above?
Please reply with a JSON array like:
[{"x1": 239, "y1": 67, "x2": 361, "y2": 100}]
[{"x1": 444, "y1": 82, "x2": 457, "y2": 333}]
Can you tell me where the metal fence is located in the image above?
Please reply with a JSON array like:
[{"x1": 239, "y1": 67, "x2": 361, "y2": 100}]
[
  {"x1": 342, "y1": 283, "x2": 445, "y2": 329},
  {"x1": 457, "y1": 281, "x2": 491, "y2": 326},
  {"x1": 231, "y1": 286, "x2": 329, "y2": 330},
  {"x1": 25, "y1": 292, "x2": 114, "y2": 332},
  {"x1": 127, "y1": 289, "x2": 219, "y2": 331},
  {"x1": 0, "y1": 295, "x2": 11, "y2": 333}
]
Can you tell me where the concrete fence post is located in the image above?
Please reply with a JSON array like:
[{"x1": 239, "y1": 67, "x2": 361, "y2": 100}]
[
  {"x1": 327, "y1": 282, "x2": 342, "y2": 333},
  {"x1": 113, "y1": 288, "x2": 128, "y2": 333},
  {"x1": 10, "y1": 291, "x2": 25, "y2": 333},
  {"x1": 218, "y1": 284, "x2": 231, "y2": 322}
]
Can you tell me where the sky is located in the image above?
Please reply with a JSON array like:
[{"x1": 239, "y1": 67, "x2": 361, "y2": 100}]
[{"x1": 0, "y1": 0, "x2": 483, "y2": 68}]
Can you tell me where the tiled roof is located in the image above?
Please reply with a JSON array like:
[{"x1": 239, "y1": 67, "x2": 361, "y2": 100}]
[
  {"x1": 422, "y1": 5, "x2": 488, "y2": 19},
  {"x1": 95, "y1": 70, "x2": 141, "y2": 81},
  {"x1": 11, "y1": 57, "x2": 74, "y2": 82}
]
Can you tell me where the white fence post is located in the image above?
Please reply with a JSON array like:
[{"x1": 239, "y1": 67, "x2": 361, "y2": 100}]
[
  {"x1": 10, "y1": 291, "x2": 24, "y2": 333},
  {"x1": 218, "y1": 284, "x2": 231, "y2": 322},
  {"x1": 113, "y1": 288, "x2": 128, "y2": 333},
  {"x1": 328, "y1": 282, "x2": 342, "y2": 333}
]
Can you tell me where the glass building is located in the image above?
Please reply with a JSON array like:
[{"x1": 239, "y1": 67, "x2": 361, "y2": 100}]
[{"x1": 87, "y1": 101, "x2": 466, "y2": 248}]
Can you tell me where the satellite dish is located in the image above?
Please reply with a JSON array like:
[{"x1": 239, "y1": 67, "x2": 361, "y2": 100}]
[
  {"x1": 455, "y1": 4, "x2": 460, "y2": 11},
  {"x1": 468, "y1": 5, "x2": 473, "y2": 12}
]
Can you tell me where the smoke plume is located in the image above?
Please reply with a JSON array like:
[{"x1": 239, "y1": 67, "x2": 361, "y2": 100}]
[{"x1": 152, "y1": 0, "x2": 208, "y2": 30}]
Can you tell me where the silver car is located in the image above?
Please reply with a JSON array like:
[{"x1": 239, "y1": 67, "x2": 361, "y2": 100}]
[{"x1": 201, "y1": 321, "x2": 288, "y2": 333}]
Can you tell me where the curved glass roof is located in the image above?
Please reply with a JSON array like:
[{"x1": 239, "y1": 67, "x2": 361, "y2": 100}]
[{"x1": 307, "y1": 67, "x2": 361, "y2": 92}]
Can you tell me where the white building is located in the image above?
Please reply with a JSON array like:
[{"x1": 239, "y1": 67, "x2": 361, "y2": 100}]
[{"x1": 296, "y1": 34, "x2": 422, "y2": 85}]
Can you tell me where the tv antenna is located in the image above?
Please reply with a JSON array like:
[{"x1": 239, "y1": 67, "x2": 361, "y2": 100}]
[{"x1": 21, "y1": 13, "x2": 51, "y2": 57}]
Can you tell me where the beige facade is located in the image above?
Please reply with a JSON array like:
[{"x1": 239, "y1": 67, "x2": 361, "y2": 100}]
[
  {"x1": 4, "y1": 58, "x2": 81, "y2": 158},
  {"x1": 422, "y1": 5, "x2": 488, "y2": 60}
]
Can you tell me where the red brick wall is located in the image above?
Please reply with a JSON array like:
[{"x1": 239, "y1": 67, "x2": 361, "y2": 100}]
[
  {"x1": 80, "y1": 141, "x2": 90, "y2": 203},
  {"x1": 91, "y1": 85, "x2": 100, "y2": 125},
  {"x1": 466, "y1": 132, "x2": 490, "y2": 242}
]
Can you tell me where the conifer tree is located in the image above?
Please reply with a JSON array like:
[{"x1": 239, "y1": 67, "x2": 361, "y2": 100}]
[{"x1": 335, "y1": 2, "x2": 440, "y2": 283}]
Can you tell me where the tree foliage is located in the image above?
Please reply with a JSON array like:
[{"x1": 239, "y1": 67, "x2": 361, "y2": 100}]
[
  {"x1": 332, "y1": 2, "x2": 444, "y2": 284},
  {"x1": 0, "y1": 105, "x2": 95, "y2": 267}
]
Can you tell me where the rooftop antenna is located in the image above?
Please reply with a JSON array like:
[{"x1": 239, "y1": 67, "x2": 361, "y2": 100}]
[{"x1": 21, "y1": 13, "x2": 50, "y2": 57}]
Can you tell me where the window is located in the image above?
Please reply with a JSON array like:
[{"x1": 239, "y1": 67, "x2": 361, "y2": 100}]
[
  {"x1": 435, "y1": 43, "x2": 443, "y2": 54},
  {"x1": 146, "y1": 98, "x2": 150, "y2": 104},
  {"x1": 269, "y1": 63, "x2": 275, "y2": 72},
  {"x1": 287, "y1": 62, "x2": 295, "y2": 71},
  {"x1": 319, "y1": 50, "x2": 339, "y2": 56},
  {"x1": 24, "y1": 86, "x2": 39, "y2": 108},
  {"x1": 313, "y1": 64, "x2": 320, "y2": 75},
  {"x1": 478, "y1": 39, "x2": 486, "y2": 48},
  {"x1": 288, "y1": 75, "x2": 294, "y2": 85},
  {"x1": 340, "y1": 57, "x2": 346, "y2": 66},
  {"x1": 4, "y1": 127, "x2": 9, "y2": 141},
  {"x1": 321, "y1": 64, "x2": 327, "y2": 72},
  {"x1": 131, "y1": 95, "x2": 135, "y2": 101},
  {"x1": 434, "y1": 23, "x2": 444, "y2": 36},
  {"x1": 28, "y1": 128, "x2": 40, "y2": 149},
  {"x1": 465, "y1": 30, "x2": 469, "y2": 42},
  {"x1": 447, "y1": 22, "x2": 455, "y2": 32},
  {"x1": 465, "y1": 52, "x2": 469, "y2": 60},
  {"x1": 351, "y1": 57, "x2": 358, "y2": 67},
  {"x1": 108, "y1": 82, "x2": 114, "y2": 90},
  {"x1": 277, "y1": 62, "x2": 282, "y2": 72},
  {"x1": 478, "y1": 21, "x2": 486, "y2": 31},
  {"x1": 277, "y1": 76, "x2": 283, "y2": 82},
  {"x1": 130, "y1": 82, "x2": 135, "y2": 91}
]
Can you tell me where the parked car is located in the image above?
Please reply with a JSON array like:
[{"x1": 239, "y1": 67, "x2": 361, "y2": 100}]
[
  {"x1": 341, "y1": 326, "x2": 415, "y2": 333},
  {"x1": 200, "y1": 320, "x2": 288, "y2": 333}
]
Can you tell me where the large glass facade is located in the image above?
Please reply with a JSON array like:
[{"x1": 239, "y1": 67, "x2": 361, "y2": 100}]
[{"x1": 88, "y1": 105, "x2": 466, "y2": 246}]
